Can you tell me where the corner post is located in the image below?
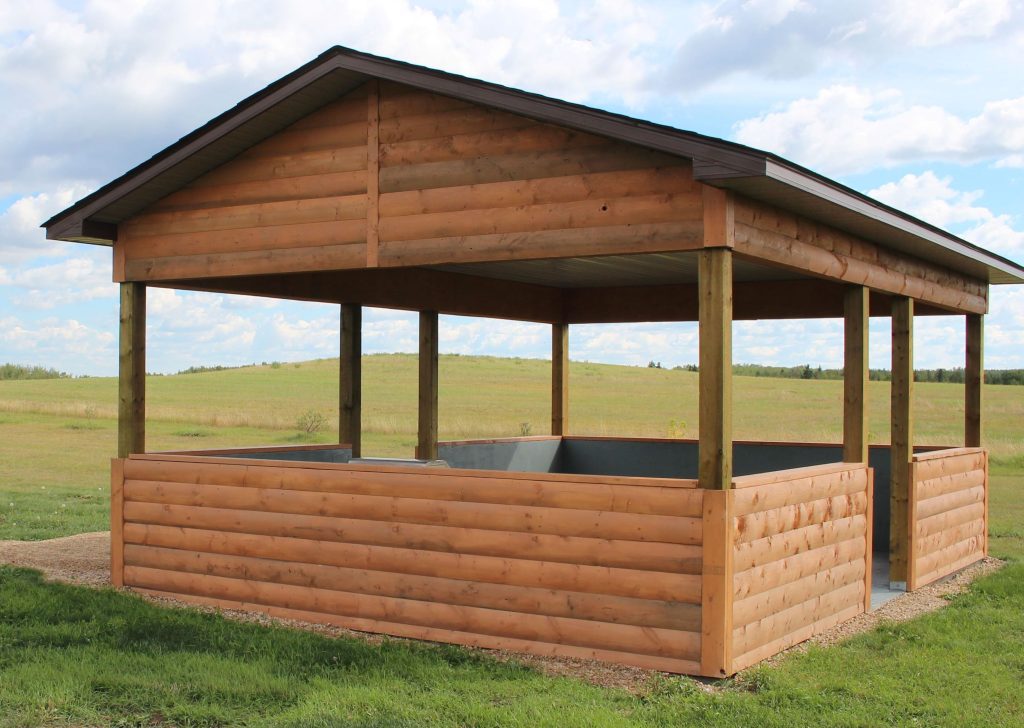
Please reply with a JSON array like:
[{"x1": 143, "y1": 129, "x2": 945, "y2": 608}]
[
  {"x1": 889, "y1": 297, "x2": 914, "y2": 588},
  {"x1": 340, "y1": 304, "x2": 362, "y2": 457},
  {"x1": 843, "y1": 286, "x2": 870, "y2": 463},
  {"x1": 417, "y1": 311, "x2": 439, "y2": 460},
  {"x1": 118, "y1": 282, "x2": 145, "y2": 458},
  {"x1": 551, "y1": 322, "x2": 569, "y2": 436},
  {"x1": 698, "y1": 247, "x2": 733, "y2": 489},
  {"x1": 965, "y1": 314, "x2": 983, "y2": 447}
]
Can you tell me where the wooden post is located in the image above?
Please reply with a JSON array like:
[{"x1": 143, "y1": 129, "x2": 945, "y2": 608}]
[
  {"x1": 700, "y1": 488, "x2": 734, "y2": 677},
  {"x1": 889, "y1": 297, "x2": 914, "y2": 588},
  {"x1": 340, "y1": 304, "x2": 362, "y2": 457},
  {"x1": 118, "y1": 282, "x2": 145, "y2": 458},
  {"x1": 965, "y1": 314, "x2": 983, "y2": 447},
  {"x1": 698, "y1": 248, "x2": 733, "y2": 490},
  {"x1": 551, "y1": 322, "x2": 569, "y2": 436},
  {"x1": 417, "y1": 311, "x2": 439, "y2": 460},
  {"x1": 110, "y1": 458, "x2": 125, "y2": 587},
  {"x1": 843, "y1": 286, "x2": 869, "y2": 463}
]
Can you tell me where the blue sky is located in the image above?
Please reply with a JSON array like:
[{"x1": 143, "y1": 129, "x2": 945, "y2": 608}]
[{"x1": 1, "y1": 0, "x2": 1023, "y2": 375}]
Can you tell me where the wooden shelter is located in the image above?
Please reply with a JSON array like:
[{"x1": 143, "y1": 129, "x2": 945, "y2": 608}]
[{"x1": 45, "y1": 47, "x2": 1024, "y2": 676}]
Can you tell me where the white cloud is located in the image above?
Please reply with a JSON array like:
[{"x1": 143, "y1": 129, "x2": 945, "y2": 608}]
[
  {"x1": 869, "y1": 172, "x2": 1024, "y2": 256},
  {"x1": 734, "y1": 87, "x2": 1024, "y2": 174},
  {"x1": 1, "y1": 251, "x2": 114, "y2": 309},
  {"x1": 0, "y1": 186, "x2": 94, "y2": 264},
  {"x1": 0, "y1": 314, "x2": 115, "y2": 373},
  {"x1": 659, "y1": 0, "x2": 1018, "y2": 92}
]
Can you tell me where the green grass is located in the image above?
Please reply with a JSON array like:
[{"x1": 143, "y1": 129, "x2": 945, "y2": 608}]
[
  {"x1": 0, "y1": 561, "x2": 1022, "y2": 726},
  {"x1": 0, "y1": 355, "x2": 1022, "y2": 725}
]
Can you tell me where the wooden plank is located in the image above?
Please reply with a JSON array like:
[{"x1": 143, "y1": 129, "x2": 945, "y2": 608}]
[
  {"x1": 121, "y1": 501, "x2": 701, "y2": 573},
  {"x1": 377, "y1": 221, "x2": 702, "y2": 268},
  {"x1": 378, "y1": 144, "x2": 683, "y2": 194},
  {"x1": 733, "y1": 467, "x2": 868, "y2": 515},
  {"x1": 124, "y1": 545, "x2": 701, "y2": 631},
  {"x1": 733, "y1": 491, "x2": 868, "y2": 544},
  {"x1": 243, "y1": 120, "x2": 367, "y2": 159},
  {"x1": 844, "y1": 286, "x2": 869, "y2": 463},
  {"x1": 912, "y1": 450, "x2": 985, "y2": 481},
  {"x1": 733, "y1": 559, "x2": 865, "y2": 628},
  {"x1": 190, "y1": 146, "x2": 367, "y2": 188},
  {"x1": 698, "y1": 248, "x2": 733, "y2": 490},
  {"x1": 417, "y1": 311, "x2": 439, "y2": 460},
  {"x1": 864, "y1": 468, "x2": 874, "y2": 613},
  {"x1": 287, "y1": 87, "x2": 369, "y2": 130},
  {"x1": 378, "y1": 192, "x2": 701, "y2": 243},
  {"x1": 908, "y1": 461, "x2": 919, "y2": 590},
  {"x1": 125, "y1": 242, "x2": 368, "y2": 281},
  {"x1": 379, "y1": 125, "x2": 607, "y2": 167},
  {"x1": 366, "y1": 80, "x2": 380, "y2": 267},
  {"x1": 134, "y1": 586, "x2": 702, "y2": 675},
  {"x1": 913, "y1": 536, "x2": 985, "y2": 585},
  {"x1": 700, "y1": 489, "x2": 734, "y2": 677},
  {"x1": 110, "y1": 459, "x2": 125, "y2": 587},
  {"x1": 732, "y1": 462, "x2": 862, "y2": 490},
  {"x1": 124, "y1": 453, "x2": 699, "y2": 491},
  {"x1": 732, "y1": 580, "x2": 864, "y2": 656},
  {"x1": 730, "y1": 602, "x2": 863, "y2": 673},
  {"x1": 121, "y1": 480, "x2": 704, "y2": 544},
  {"x1": 118, "y1": 282, "x2": 145, "y2": 457},
  {"x1": 124, "y1": 459, "x2": 703, "y2": 517},
  {"x1": 147, "y1": 170, "x2": 368, "y2": 213},
  {"x1": 125, "y1": 217, "x2": 366, "y2": 260},
  {"x1": 915, "y1": 468, "x2": 986, "y2": 501},
  {"x1": 124, "y1": 566, "x2": 700, "y2": 660},
  {"x1": 702, "y1": 186, "x2": 734, "y2": 248},
  {"x1": 914, "y1": 501, "x2": 985, "y2": 539},
  {"x1": 890, "y1": 297, "x2": 914, "y2": 587},
  {"x1": 915, "y1": 517, "x2": 986, "y2": 558},
  {"x1": 123, "y1": 523, "x2": 703, "y2": 599},
  {"x1": 732, "y1": 515, "x2": 868, "y2": 572},
  {"x1": 966, "y1": 314, "x2": 984, "y2": 447},
  {"x1": 551, "y1": 323, "x2": 568, "y2": 436},
  {"x1": 911, "y1": 446, "x2": 985, "y2": 463},
  {"x1": 123, "y1": 195, "x2": 368, "y2": 239},
  {"x1": 733, "y1": 536, "x2": 867, "y2": 600},
  {"x1": 378, "y1": 105, "x2": 534, "y2": 144},
  {"x1": 915, "y1": 484, "x2": 986, "y2": 521},
  {"x1": 733, "y1": 199, "x2": 988, "y2": 314},
  {"x1": 379, "y1": 84, "x2": 475, "y2": 118},
  {"x1": 339, "y1": 304, "x2": 361, "y2": 457},
  {"x1": 380, "y1": 166, "x2": 694, "y2": 217},
  {"x1": 984, "y1": 453, "x2": 989, "y2": 556}
]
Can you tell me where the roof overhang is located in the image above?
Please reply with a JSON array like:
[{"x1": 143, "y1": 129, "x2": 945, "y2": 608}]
[{"x1": 43, "y1": 46, "x2": 1024, "y2": 286}]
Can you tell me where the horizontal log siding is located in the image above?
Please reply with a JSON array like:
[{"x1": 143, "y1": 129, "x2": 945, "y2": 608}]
[
  {"x1": 729, "y1": 463, "x2": 871, "y2": 673},
  {"x1": 114, "y1": 455, "x2": 705, "y2": 673},
  {"x1": 732, "y1": 197, "x2": 988, "y2": 315},
  {"x1": 375, "y1": 82, "x2": 703, "y2": 267},
  {"x1": 118, "y1": 88, "x2": 371, "y2": 281},
  {"x1": 908, "y1": 448, "x2": 988, "y2": 590}
]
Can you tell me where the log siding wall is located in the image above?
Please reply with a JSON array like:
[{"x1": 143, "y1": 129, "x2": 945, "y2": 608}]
[
  {"x1": 728, "y1": 462, "x2": 872, "y2": 673},
  {"x1": 908, "y1": 448, "x2": 988, "y2": 590},
  {"x1": 116, "y1": 81, "x2": 705, "y2": 281},
  {"x1": 113, "y1": 454, "x2": 705, "y2": 673}
]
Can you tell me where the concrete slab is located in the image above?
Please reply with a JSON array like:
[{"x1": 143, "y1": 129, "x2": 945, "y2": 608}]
[{"x1": 870, "y1": 553, "x2": 905, "y2": 610}]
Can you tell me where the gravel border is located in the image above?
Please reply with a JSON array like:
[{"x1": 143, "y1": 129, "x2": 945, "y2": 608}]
[{"x1": 0, "y1": 532, "x2": 1004, "y2": 693}]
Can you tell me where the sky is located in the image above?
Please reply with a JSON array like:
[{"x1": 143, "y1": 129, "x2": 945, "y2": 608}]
[{"x1": 1, "y1": 0, "x2": 1023, "y2": 376}]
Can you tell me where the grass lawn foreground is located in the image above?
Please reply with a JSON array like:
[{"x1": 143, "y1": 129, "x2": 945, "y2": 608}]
[{"x1": 0, "y1": 356, "x2": 1022, "y2": 726}]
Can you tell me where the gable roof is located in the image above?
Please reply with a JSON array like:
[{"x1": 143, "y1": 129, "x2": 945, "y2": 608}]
[{"x1": 43, "y1": 45, "x2": 1024, "y2": 285}]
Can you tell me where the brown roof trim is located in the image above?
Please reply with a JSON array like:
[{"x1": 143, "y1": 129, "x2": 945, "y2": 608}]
[{"x1": 43, "y1": 45, "x2": 1024, "y2": 284}]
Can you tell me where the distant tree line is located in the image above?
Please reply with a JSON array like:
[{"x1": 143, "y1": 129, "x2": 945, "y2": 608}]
[
  {"x1": 0, "y1": 363, "x2": 71, "y2": 380},
  {"x1": 668, "y1": 362, "x2": 1024, "y2": 385}
]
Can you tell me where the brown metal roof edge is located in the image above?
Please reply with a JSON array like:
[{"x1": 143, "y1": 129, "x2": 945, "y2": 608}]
[{"x1": 42, "y1": 45, "x2": 1024, "y2": 284}]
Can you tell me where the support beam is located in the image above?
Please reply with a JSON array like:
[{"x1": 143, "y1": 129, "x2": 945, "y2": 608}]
[
  {"x1": 417, "y1": 311, "x2": 439, "y2": 460},
  {"x1": 118, "y1": 282, "x2": 146, "y2": 458},
  {"x1": 843, "y1": 286, "x2": 870, "y2": 463},
  {"x1": 698, "y1": 248, "x2": 733, "y2": 490},
  {"x1": 340, "y1": 304, "x2": 362, "y2": 457},
  {"x1": 890, "y1": 297, "x2": 914, "y2": 587},
  {"x1": 965, "y1": 314, "x2": 984, "y2": 447},
  {"x1": 551, "y1": 323, "x2": 569, "y2": 436}
]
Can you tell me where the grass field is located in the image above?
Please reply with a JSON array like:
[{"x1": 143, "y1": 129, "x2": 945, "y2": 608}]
[{"x1": 0, "y1": 355, "x2": 1022, "y2": 726}]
